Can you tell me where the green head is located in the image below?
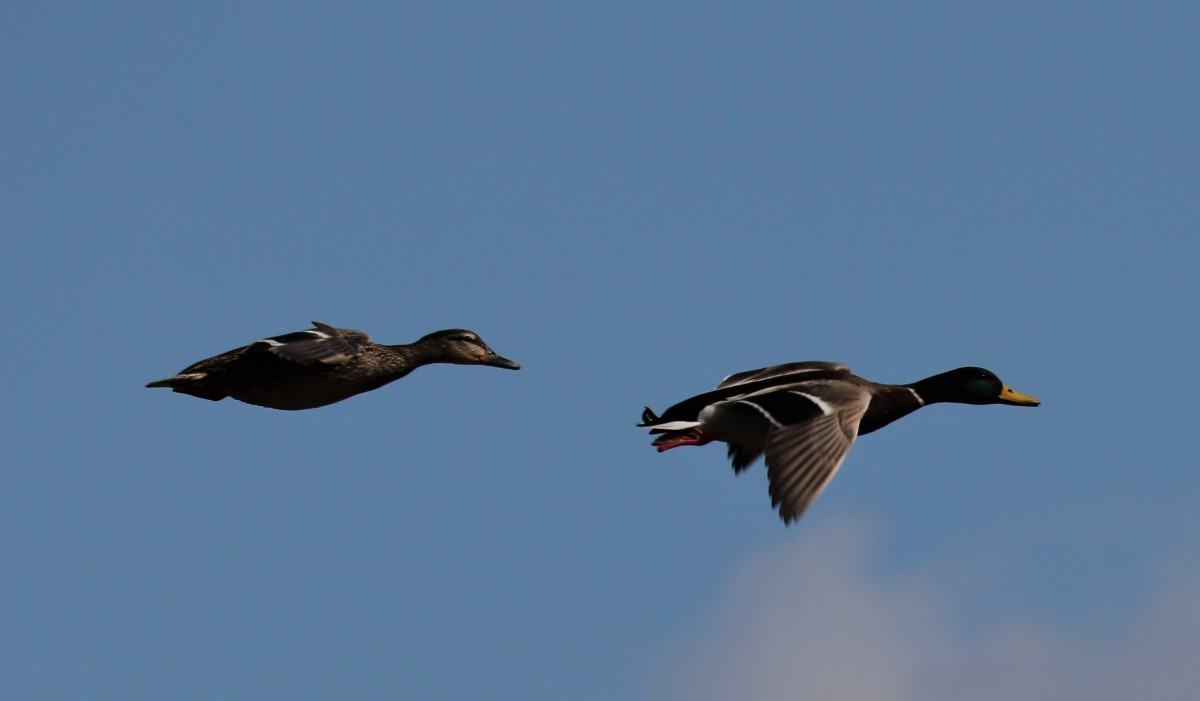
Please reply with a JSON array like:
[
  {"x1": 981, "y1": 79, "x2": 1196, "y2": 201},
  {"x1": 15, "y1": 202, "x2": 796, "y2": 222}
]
[{"x1": 911, "y1": 367, "x2": 1040, "y2": 406}]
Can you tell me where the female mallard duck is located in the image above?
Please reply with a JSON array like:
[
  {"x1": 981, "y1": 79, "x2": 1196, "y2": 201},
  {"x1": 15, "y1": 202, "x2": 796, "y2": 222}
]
[
  {"x1": 147, "y1": 321, "x2": 520, "y2": 410},
  {"x1": 639, "y1": 362, "x2": 1039, "y2": 524}
]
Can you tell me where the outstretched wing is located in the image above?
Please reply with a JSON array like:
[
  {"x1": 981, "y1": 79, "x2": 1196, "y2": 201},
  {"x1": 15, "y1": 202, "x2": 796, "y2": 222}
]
[
  {"x1": 699, "y1": 386, "x2": 831, "y2": 472},
  {"x1": 715, "y1": 361, "x2": 851, "y2": 389},
  {"x1": 760, "y1": 384, "x2": 870, "y2": 524},
  {"x1": 248, "y1": 321, "x2": 370, "y2": 367},
  {"x1": 649, "y1": 362, "x2": 853, "y2": 426}
]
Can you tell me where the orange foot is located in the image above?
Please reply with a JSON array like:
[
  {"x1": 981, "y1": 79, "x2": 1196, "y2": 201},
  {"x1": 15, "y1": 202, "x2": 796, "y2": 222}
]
[{"x1": 653, "y1": 428, "x2": 716, "y2": 452}]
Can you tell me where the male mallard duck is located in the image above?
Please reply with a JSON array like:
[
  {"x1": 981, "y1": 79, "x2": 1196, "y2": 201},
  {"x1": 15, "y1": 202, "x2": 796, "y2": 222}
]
[
  {"x1": 147, "y1": 321, "x2": 520, "y2": 410},
  {"x1": 639, "y1": 362, "x2": 1039, "y2": 524}
]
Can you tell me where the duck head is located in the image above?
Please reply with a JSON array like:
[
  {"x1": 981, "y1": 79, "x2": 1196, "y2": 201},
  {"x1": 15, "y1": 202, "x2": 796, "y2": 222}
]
[
  {"x1": 911, "y1": 367, "x2": 1040, "y2": 406},
  {"x1": 419, "y1": 329, "x2": 521, "y2": 370}
]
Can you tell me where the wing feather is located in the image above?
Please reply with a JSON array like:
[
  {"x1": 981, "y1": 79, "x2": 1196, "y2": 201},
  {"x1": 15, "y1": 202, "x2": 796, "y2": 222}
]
[
  {"x1": 763, "y1": 390, "x2": 870, "y2": 524},
  {"x1": 248, "y1": 322, "x2": 368, "y2": 367},
  {"x1": 716, "y1": 361, "x2": 851, "y2": 389}
]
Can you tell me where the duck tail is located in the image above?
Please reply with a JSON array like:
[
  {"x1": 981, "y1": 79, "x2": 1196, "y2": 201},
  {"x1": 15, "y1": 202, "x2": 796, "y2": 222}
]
[
  {"x1": 145, "y1": 373, "x2": 226, "y2": 401},
  {"x1": 639, "y1": 406, "x2": 706, "y2": 448}
]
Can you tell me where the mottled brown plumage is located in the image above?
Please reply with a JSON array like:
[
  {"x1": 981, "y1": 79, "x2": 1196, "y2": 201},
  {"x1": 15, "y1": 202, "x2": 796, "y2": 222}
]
[{"x1": 147, "y1": 322, "x2": 519, "y2": 410}]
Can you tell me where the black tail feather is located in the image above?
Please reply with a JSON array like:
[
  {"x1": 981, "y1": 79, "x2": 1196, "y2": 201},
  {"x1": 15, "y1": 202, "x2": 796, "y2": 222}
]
[{"x1": 638, "y1": 406, "x2": 660, "y2": 427}]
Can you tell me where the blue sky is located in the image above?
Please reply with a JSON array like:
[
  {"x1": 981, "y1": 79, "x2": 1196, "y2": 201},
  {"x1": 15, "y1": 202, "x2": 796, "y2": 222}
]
[{"x1": 2, "y1": 2, "x2": 1197, "y2": 698}]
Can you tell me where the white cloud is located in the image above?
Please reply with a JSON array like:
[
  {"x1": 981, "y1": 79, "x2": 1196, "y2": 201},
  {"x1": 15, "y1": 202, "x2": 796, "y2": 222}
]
[{"x1": 651, "y1": 517, "x2": 1200, "y2": 701}]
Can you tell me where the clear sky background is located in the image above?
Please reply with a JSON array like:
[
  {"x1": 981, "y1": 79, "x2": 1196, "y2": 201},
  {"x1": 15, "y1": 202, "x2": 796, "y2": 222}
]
[{"x1": 3, "y1": 2, "x2": 1197, "y2": 699}]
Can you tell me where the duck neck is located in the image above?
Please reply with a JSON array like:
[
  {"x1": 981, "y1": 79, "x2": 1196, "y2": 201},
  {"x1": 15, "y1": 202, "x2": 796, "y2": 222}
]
[
  {"x1": 382, "y1": 341, "x2": 445, "y2": 378},
  {"x1": 907, "y1": 371, "x2": 963, "y2": 406},
  {"x1": 859, "y1": 383, "x2": 927, "y2": 435}
]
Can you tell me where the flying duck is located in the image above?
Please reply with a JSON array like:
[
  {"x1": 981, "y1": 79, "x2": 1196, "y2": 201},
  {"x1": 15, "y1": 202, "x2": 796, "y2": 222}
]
[
  {"x1": 147, "y1": 321, "x2": 520, "y2": 410},
  {"x1": 639, "y1": 362, "x2": 1040, "y2": 524}
]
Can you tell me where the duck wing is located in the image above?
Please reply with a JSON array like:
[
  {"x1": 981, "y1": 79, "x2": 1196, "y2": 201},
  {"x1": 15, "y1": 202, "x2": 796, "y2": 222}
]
[
  {"x1": 757, "y1": 382, "x2": 871, "y2": 524},
  {"x1": 715, "y1": 361, "x2": 851, "y2": 389},
  {"x1": 247, "y1": 321, "x2": 370, "y2": 367},
  {"x1": 698, "y1": 381, "x2": 834, "y2": 471},
  {"x1": 645, "y1": 362, "x2": 853, "y2": 427}
]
